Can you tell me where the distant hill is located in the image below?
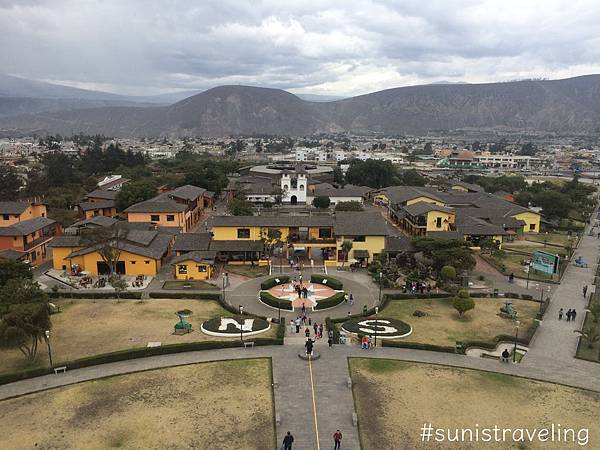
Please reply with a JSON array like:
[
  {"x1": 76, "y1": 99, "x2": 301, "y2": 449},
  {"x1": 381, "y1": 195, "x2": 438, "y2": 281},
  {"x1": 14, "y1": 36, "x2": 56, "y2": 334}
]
[{"x1": 1, "y1": 75, "x2": 600, "y2": 136}]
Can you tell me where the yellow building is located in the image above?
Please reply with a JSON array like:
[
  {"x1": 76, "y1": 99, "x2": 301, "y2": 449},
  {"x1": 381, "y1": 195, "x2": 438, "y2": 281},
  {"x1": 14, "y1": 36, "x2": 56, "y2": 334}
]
[
  {"x1": 124, "y1": 185, "x2": 206, "y2": 233},
  {"x1": 401, "y1": 202, "x2": 455, "y2": 236},
  {"x1": 171, "y1": 251, "x2": 216, "y2": 280},
  {"x1": 49, "y1": 228, "x2": 172, "y2": 276},
  {"x1": 0, "y1": 201, "x2": 49, "y2": 226},
  {"x1": 78, "y1": 201, "x2": 118, "y2": 219}
]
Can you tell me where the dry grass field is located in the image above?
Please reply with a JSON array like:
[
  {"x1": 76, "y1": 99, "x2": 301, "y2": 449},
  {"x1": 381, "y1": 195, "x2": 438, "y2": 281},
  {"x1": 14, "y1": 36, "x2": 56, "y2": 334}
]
[
  {"x1": 350, "y1": 359, "x2": 599, "y2": 449},
  {"x1": 0, "y1": 298, "x2": 276, "y2": 375},
  {"x1": 0, "y1": 359, "x2": 275, "y2": 450}
]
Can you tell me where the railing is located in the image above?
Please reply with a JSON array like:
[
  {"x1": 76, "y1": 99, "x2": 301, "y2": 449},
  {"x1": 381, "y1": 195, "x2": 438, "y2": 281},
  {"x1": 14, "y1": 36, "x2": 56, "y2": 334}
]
[{"x1": 23, "y1": 234, "x2": 55, "y2": 251}]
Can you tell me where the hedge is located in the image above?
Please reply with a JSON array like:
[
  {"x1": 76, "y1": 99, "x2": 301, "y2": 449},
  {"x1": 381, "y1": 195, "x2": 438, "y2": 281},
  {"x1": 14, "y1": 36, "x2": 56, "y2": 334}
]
[
  {"x1": 48, "y1": 291, "x2": 142, "y2": 299},
  {"x1": 0, "y1": 336, "x2": 285, "y2": 386},
  {"x1": 148, "y1": 292, "x2": 222, "y2": 300},
  {"x1": 259, "y1": 291, "x2": 293, "y2": 310},
  {"x1": 310, "y1": 274, "x2": 343, "y2": 290},
  {"x1": 260, "y1": 276, "x2": 290, "y2": 290},
  {"x1": 315, "y1": 292, "x2": 346, "y2": 310},
  {"x1": 382, "y1": 340, "x2": 456, "y2": 353},
  {"x1": 325, "y1": 316, "x2": 340, "y2": 344}
]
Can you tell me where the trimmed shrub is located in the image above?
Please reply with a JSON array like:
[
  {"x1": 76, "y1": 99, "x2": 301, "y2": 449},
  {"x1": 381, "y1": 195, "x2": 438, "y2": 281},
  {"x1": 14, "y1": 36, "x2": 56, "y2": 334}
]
[
  {"x1": 48, "y1": 291, "x2": 142, "y2": 299},
  {"x1": 259, "y1": 291, "x2": 293, "y2": 310},
  {"x1": 310, "y1": 274, "x2": 343, "y2": 290},
  {"x1": 260, "y1": 276, "x2": 290, "y2": 290},
  {"x1": 382, "y1": 340, "x2": 456, "y2": 353},
  {"x1": 315, "y1": 292, "x2": 346, "y2": 310},
  {"x1": 453, "y1": 290, "x2": 475, "y2": 317},
  {"x1": 440, "y1": 265, "x2": 456, "y2": 281},
  {"x1": 148, "y1": 292, "x2": 221, "y2": 300}
]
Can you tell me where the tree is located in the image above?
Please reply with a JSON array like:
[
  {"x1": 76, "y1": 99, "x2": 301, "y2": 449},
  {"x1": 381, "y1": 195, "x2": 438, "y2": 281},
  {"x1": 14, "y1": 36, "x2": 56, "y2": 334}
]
[
  {"x1": 533, "y1": 190, "x2": 571, "y2": 220},
  {"x1": 0, "y1": 261, "x2": 32, "y2": 286},
  {"x1": 260, "y1": 228, "x2": 283, "y2": 259},
  {"x1": 413, "y1": 238, "x2": 475, "y2": 273},
  {"x1": 115, "y1": 179, "x2": 157, "y2": 211},
  {"x1": 0, "y1": 166, "x2": 22, "y2": 200},
  {"x1": 111, "y1": 279, "x2": 128, "y2": 300},
  {"x1": 345, "y1": 159, "x2": 398, "y2": 188},
  {"x1": 340, "y1": 240, "x2": 353, "y2": 267},
  {"x1": 0, "y1": 279, "x2": 51, "y2": 362},
  {"x1": 518, "y1": 142, "x2": 537, "y2": 156},
  {"x1": 334, "y1": 201, "x2": 364, "y2": 212},
  {"x1": 333, "y1": 166, "x2": 344, "y2": 185},
  {"x1": 399, "y1": 169, "x2": 427, "y2": 186},
  {"x1": 423, "y1": 142, "x2": 433, "y2": 154},
  {"x1": 81, "y1": 226, "x2": 128, "y2": 278},
  {"x1": 440, "y1": 265, "x2": 456, "y2": 282},
  {"x1": 313, "y1": 196, "x2": 331, "y2": 209},
  {"x1": 574, "y1": 327, "x2": 600, "y2": 349},
  {"x1": 453, "y1": 290, "x2": 475, "y2": 317},
  {"x1": 588, "y1": 301, "x2": 600, "y2": 323},
  {"x1": 228, "y1": 197, "x2": 254, "y2": 216}
]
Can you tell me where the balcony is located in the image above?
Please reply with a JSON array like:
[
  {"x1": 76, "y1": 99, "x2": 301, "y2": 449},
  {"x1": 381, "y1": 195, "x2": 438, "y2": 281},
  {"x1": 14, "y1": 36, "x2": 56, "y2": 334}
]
[
  {"x1": 288, "y1": 235, "x2": 336, "y2": 245},
  {"x1": 23, "y1": 233, "x2": 55, "y2": 251}
]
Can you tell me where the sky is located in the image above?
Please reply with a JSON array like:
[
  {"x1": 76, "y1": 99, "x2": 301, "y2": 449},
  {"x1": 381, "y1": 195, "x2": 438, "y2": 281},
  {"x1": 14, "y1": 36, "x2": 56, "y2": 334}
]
[{"x1": 1, "y1": 0, "x2": 600, "y2": 97}]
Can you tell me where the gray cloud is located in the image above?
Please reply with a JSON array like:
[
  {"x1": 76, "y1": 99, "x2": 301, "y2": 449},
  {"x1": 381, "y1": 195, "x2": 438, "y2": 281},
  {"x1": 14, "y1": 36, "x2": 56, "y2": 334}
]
[{"x1": 1, "y1": 0, "x2": 599, "y2": 96}]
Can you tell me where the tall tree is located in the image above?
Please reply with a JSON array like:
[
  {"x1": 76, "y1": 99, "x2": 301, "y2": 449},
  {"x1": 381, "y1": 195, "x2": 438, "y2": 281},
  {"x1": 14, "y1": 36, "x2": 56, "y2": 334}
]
[
  {"x1": 115, "y1": 179, "x2": 157, "y2": 211},
  {"x1": 0, "y1": 166, "x2": 22, "y2": 200},
  {"x1": 0, "y1": 261, "x2": 32, "y2": 286},
  {"x1": 81, "y1": 226, "x2": 128, "y2": 278}
]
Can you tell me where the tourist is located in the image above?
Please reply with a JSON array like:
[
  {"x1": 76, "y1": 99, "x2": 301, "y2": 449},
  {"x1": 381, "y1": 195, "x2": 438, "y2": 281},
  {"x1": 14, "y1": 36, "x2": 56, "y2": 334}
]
[
  {"x1": 318, "y1": 323, "x2": 324, "y2": 338},
  {"x1": 368, "y1": 335, "x2": 373, "y2": 349},
  {"x1": 299, "y1": 274, "x2": 303, "y2": 286},
  {"x1": 295, "y1": 317, "x2": 301, "y2": 333},
  {"x1": 347, "y1": 311, "x2": 351, "y2": 318},
  {"x1": 313, "y1": 323, "x2": 318, "y2": 336},
  {"x1": 303, "y1": 287, "x2": 308, "y2": 298},
  {"x1": 289, "y1": 319, "x2": 295, "y2": 334},
  {"x1": 333, "y1": 430, "x2": 343, "y2": 450},
  {"x1": 301, "y1": 304, "x2": 306, "y2": 315},
  {"x1": 328, "y1": 329, "x2": 334, "y2": 340},
  {"x1": 305, "y1": 338, "x2": 314, "y2": 356},
  {"x1": 566, "y1": 309, "x2": 572, "y2": 322},
  {"x1": 361, "y1": 335, "x2": 369, "y2": 349},
  {"x1": 583, "y1": 285, "x2": 588, "y2": 298},
  {"x1": 501, "y1": 348, "x2": 510, "y2": 363},
  {"x1": 572, "y1": 309, "x2": 577, "y2": 321},
  {"x1": 344, "y1": 293, "x2": 349, "y2": 303},
  {"x1": 305, "y1": 327, "x2": 310, "y2": 338},
  {"x1": 558, "y1": 308, "x2": 563, "y2": 320},
  {"x1": 328, "y1": 336, "x2": 333, "y2": 348},
  {"x1": 349, "y1": 293, "x2": 354, "y2": 305},
  {"x1": 308, "y1": 317, "x2": 312, "y2": 326},
  {"x1": 282, "y1": 431, "x2": 294, "y2": 450},
  {"x1": 508, "y1": 273, "x2": 514, "y2": 283}
]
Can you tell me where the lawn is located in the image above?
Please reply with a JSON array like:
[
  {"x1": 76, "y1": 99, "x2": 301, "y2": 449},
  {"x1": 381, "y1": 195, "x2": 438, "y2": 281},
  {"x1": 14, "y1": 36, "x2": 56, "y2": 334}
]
[
  {"x1": 0, "y1": 299, "x2": 277, "y2": 375},
  {"x1": 576, "y1": 310, "x2": 600, "y2": 363},
  {"x1": 523, "y1": 232, "x2": 575, "y2": 247},
  {"x1": 224, "y1": 264, "x2": 270, "y2": 278},
  {"x1": 367, "y1": 297, "x2": 539, "y2": 347},
  {"x1": 488, "y1": 252, "x2": 556, "y2": 281},
  {"x1": 350, "y1": 359, "x2": 599, "y2": 450},
  {"x1": 502, "y1": 244, "x2": 568, "y2": 257},
  {"x1": 162, "y1": 280, "x2": 219, "y2": 290},
  {"x1": 0, "y1": 359, "x2": 276, "y2": 450}
]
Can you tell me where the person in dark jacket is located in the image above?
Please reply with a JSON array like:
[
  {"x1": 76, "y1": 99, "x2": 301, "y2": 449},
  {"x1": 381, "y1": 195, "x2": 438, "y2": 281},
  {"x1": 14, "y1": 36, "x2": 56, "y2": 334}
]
[{"x1": 283, "y1": 431, "x2": 294, "y2": 450}]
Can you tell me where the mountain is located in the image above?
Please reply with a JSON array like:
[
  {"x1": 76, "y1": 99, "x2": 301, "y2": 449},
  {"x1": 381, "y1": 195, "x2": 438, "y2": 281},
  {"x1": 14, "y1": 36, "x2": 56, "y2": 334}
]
[
  {"x1": 1, "y1": 75, "x2": 600, "y2": 136},
  {"x1": 295, "y1": 93, "x2": 345, "y2": 102}
]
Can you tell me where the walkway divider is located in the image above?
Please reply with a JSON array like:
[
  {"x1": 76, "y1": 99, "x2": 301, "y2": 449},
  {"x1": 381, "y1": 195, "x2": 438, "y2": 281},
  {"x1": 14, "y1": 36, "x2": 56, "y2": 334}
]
[{"x1": 308, "y1": 355, "x2": 321, "y2": 450}]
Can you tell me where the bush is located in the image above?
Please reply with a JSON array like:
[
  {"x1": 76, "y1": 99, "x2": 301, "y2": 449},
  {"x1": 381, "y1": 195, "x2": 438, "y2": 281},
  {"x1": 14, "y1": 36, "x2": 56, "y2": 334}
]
[
  {"x1": 453, "y1": 290, "x2": 475, "y2": 317},
  {"x1": 310, "y1": 274, "x2": 343, "y2": 290},
  {"x1": 48, "y1": 291, "x2": 142, "y2": 299},
  {"x1": 382, "y1": 340, "x2": 456, "y2": 353},
  {"x1": 440, "y1": 265, "x2": 456, "y2": 281},
  {"x1": 259, "y1": 291, "x2": 293, "y2": 310},
  {"x1": 148, "y1": 292, "x2": 221, "y2": 300},
  {"x1": 315, "y1": 292, "x2": 346, "y2": 310},
  {"x1": 260, "y1": 276, "x2": 290, "y2": 290}
]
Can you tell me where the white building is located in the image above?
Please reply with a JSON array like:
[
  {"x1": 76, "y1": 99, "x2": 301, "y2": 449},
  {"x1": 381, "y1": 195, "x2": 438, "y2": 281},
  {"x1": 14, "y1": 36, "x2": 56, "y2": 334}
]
[{"x1": 281, "y1": 170, "x2": 308, "y2": 205}]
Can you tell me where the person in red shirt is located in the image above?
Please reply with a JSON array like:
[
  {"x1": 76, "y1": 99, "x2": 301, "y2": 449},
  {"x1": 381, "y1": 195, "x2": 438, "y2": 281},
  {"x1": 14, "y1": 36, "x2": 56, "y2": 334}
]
[{"x1": 333, "y1": 429, "x2": 342, "y2": 449}]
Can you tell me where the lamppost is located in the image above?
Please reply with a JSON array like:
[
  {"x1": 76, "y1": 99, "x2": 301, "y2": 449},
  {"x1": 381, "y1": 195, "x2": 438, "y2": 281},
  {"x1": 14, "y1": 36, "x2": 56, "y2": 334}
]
[
  {"x1": 44, "y1": 330, "x2": 53, "y2": 369},
  {"x1": 239, "y1": 305, "x2": 244, "y2": 343},
  {"x1": 513, "y1": 320, "x2": 520, "y2": 362},
  {"x1": 378, "y1": 271, "x2": 383, "y2": 305},
  {"x1": 526, "y1": 261, "x2": 532, "y2": 289},
  {"x1": 222, "y1": 274, "x2": 226, "y2": 302},
  {"x1": 374, "y1": 306, "x2": 379, "y2": 348}
]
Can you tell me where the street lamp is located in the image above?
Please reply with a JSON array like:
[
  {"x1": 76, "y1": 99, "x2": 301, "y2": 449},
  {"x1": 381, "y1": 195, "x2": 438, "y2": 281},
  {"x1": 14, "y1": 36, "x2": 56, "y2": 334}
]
[
  {"x1": 374, "y1": 306, "x2": 379, "y2": 348},
  {"x1": 44, "y1": 330, "x2": 53, "y2": 369},
  {"x1": 378, "y1": 271, "x2": 383, "y2": 305},
  {"x1": 222, "y1": 274, "x2": 226, "y2": 302},
  {"x1": 239, "y1": 305, "x2": 244, "y2": 343},
  {"x1": 513, "y1": 320, "x2": 520, "y2": 362}
]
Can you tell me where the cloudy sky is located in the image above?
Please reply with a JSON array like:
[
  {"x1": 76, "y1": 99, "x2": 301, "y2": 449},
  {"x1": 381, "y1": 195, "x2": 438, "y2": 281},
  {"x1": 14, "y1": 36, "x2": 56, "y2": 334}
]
[{"x1": 1, "y1": 0, "x2": 600, "y2": 97}]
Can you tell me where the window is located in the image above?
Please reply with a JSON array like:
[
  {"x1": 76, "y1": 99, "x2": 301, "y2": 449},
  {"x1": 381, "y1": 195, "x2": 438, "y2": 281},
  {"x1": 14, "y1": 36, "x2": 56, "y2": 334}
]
[
  {"x1": 237, "y1": 228, "x2": 250, "y2": 239},
  {"x1": 130, "y1": 261, "x2": 136, "y2": 264},
  {"x1": 353, "y1": 235, "x2": 366, "y2": 242},
  {"x1": 167, "y1": 215, "x2": 175, "y2": 222},
  {"x1": 150, "y1": 214, "x2": 160, "y2": 222},
  {"x1": 529, "y1": 223, "x2": 536, "y2": 231},
  {"x1": 178, "y1": 264, "x2": 187, "y2": 274},
  {"x1": 2, "y1": 214, "x2": 8, "y2": 220},
  {"x1": 436, "y1": 217, "x2": 442, "y2": 228},
  {"x1": 198, "y1": 265, "x2": 208, "y2": 272},
  {"x1": 318, "y1": 228, "x2": 332, "y2": 239},
  {"x1": 145, "y1": 260, "x2": 150, "y2": 264}
]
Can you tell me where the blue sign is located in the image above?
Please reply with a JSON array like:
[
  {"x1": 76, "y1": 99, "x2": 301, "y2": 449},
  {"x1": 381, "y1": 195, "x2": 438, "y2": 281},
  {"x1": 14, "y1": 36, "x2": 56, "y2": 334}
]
[{"x1": 531, "y1": 251, "x2": 559, "y2": 275}]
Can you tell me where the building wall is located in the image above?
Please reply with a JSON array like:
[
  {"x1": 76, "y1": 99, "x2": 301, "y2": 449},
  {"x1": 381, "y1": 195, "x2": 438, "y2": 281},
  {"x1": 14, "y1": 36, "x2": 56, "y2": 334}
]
[
  {"x1": 336, "y1": 235, "x2": 385, "y2": 263},
  {"x1": 406, "y1": 196, "x2": 445, "y2": 207},
  {"x1": 127, "y1": 211, "x2": 186, "y2": 230},
  {"x1": 0, "y1": 203, "x2": 47, "y2": 227},
  {"x1": 84, "y1": 207, "x2": 117, "y2": 220},
  {"x1": 51, "y1": 246, "x2": 84, "y2": 270},
  {"x1": 513, "y1": 212, "x2": 541, "y2": 233},
  {"x1": 174, "y1": 261, "x2": 213, "y2": 280},
  {"x1": 425, "y1": 211, "x2": 455, "y2": 232},
  {"x1": 52, "y1": 248, "x2": 160, "y2": 276}
]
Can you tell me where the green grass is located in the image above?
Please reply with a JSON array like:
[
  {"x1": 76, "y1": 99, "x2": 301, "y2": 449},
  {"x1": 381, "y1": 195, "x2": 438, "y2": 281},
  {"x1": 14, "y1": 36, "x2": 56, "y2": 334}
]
[
  {"x1": 523, "y1": 232, "x2": 574, "y2": 247},
  {"x1": 224, "y1": 264, "x2": 269, "y2": 278},
  {"x1": 490, "y1": 253, "x2": 555, "y2": 281},
  {"x1": 162, "y1": 280, "x2": 219, "y2": 290},
  {"x1": 502, "y1": 244, "x2": 568, "y2": 257},
  {"x1": 576, "y1": 310, "x2": 600, "y2": 362},
  {"x1": 350, "y1": 358, "x2": 409, "y2": 374}
]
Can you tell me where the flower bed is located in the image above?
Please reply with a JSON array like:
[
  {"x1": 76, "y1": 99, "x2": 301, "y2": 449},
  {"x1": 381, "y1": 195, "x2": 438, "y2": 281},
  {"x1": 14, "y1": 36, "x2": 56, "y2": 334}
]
[
  {"x1": 201, "y1": 316, "x2": 271, "y2": 337},
  {"x1": 341, "y1": 317, "x2": 412, "y2": 339},
  {"x1": 260, "y1": 276, "x2": 290, "y2": 290},
  {"x1": 310, "y1": 274, "x2": 343, "y2": 290}
]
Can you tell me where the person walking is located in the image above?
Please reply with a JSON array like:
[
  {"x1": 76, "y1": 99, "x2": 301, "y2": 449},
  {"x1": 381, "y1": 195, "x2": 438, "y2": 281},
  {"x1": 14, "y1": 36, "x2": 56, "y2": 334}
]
[
  {"x1": 282, "y1": 431, "x2": 294, "y2": 450},
  {"x1": 313, "y1": 323, "x2": 318, "y2": 336},
  {"x1": 318, "y1": 323, "x2": 324, "y2": 338},
  {"x1": 566, "y1": 309, "x2": 572, "y2": 322},
  {"x1": 328, "y1": 336, "x2": 333, "y2": 347},
  {"x1": 572, "y1": 309, "x2": 577, "y2": 321},
  {"x1": 290, "y1": 319, "x2": 295, "y2": 334},
  {"x1": 333, "y1": 429, "x2": 343, "y2": 449},
  {"x1": 295, "y1": 317, "x2": 301, "y2": 333},
  {"x1": 558, "y1": 308, "x2": 563, "y2": 320},
  {"x1": 305, "y1": 338, "x2": 314, "y2": 356},
  {"x1": 583, "y1": 285, "x2": 588, "y2": 298}
]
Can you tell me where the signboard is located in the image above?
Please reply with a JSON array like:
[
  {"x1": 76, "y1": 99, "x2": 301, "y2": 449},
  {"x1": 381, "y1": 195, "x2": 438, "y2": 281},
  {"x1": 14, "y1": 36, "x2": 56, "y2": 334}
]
[{"x1": 531, "y1": 250, "x2": 560, "y2": 275}]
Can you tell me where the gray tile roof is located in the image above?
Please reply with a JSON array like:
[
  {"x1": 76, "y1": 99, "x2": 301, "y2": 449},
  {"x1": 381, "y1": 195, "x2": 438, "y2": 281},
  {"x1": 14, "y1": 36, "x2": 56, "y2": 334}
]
[
  {"x1": 0, "y1": 201, "x2": 29, "y2": 215},
  {"x1": 168, "y1": 185, "x2": 206, "y2": 201},
  {"x1": 171, "y1": 250, "x2": 217, "y2": 265},
  {"x1": 124, "y1": 200, "x2": 187, "y2": 213},
  {"x1": 77, "y1": 200, "x2": 115, "y2": 211},
  {"x1": 125, "y1": 230, "x2": 159, "y2": 246},
  {"x1": 426, "y1": 231, "x2": 463, "y2": 240},
  {"x1": 333, "y1": 211, "x2": 390, "y2": 236},
  {"x1": 455, "y1": 216, "x2": 507, "y2": 236},
  {"x1": 209, "y1": 240, "x2": 263, "y2": 252},
  {"x1": 0, "y1": 217, "x2": 56, "y2": 236},
  {"x1": 385, "y1": 235, "x2": 416, "y2": 253},
  {"x1": 173, "y1": 233, "x2": 212, "y2": 252},
  {"x1": 403, "y1": 202, "x2": 454, "y2": 217},
  {"x1": 48, "y1": 235, "x2": 84, "y2": 247},
  {"x1": 211, "y1": 215, "x2": 334, "y2": 228},
  {"x1": 69, "y1": 216, "x2": 118, "y2": 229},
  {"x1": 313, "y1": 184, "x2": 370, "y2": 198},
  {"x1": 84, "y1": 189, "x2": 118, "y2": 200},
  {"x1": 0, "y1": 248, "x2": 25, "y2": 260},
  {"x1": 66, "y1": 231, "x2": 172, "y2": 260},
  {"x1": 378, "y1": 186, "x2": 444, "y2": 205}
]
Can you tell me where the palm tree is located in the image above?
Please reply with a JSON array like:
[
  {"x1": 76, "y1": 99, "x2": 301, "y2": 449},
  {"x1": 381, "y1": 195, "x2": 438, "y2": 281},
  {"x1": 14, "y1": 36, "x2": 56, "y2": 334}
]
[{"x1": 341, "y1": 240, "x2": 353, "y2": 268}]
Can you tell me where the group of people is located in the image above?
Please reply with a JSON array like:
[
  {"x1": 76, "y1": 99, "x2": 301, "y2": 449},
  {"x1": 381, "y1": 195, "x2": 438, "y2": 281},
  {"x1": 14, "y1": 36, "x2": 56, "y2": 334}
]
[
  {"x1": 294, "y1": 283, "x2": 309, "y2": 299},
  {"x1": 281, "y1": 430, "x2": 343, "y2": 450},
  {"x1": 558, "y1": 307, "x2": 578, "y2": 322},
  {"x1": 361, "y1": 335, "x2": 374, "y2": 349},
  {"x1": 403, "y1": 281, "x2": 432, "y2": 295}
]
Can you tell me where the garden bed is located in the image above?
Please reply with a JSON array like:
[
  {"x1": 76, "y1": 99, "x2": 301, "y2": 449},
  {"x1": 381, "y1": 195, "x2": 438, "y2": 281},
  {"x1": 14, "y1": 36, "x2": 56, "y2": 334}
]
[{"x1": 162, "y1": 280, "x2": 219, "y2": 290}]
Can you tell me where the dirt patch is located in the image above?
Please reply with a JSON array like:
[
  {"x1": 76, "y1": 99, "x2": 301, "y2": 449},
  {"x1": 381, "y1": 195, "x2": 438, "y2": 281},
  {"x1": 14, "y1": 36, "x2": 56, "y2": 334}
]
[
  {"x1": 350, "y1": 359, "x2": 599, "y2": 449},
  {"x1": 0, "y1": 299, "x2": 277, "y2": 374},
  {"x1": 0, "y1": 359, "x2": 275, "y2": 450}
]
